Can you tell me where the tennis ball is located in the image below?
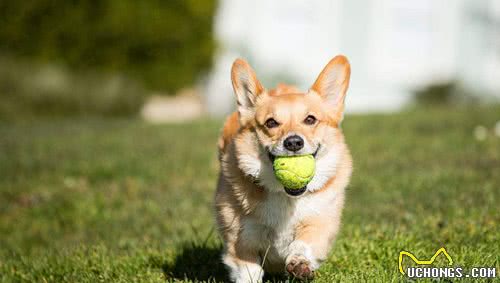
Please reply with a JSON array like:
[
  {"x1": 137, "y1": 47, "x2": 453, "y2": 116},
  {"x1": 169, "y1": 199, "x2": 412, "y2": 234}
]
[{"x1": 273, "y1": 155, "x2": 315, "y2": 189}]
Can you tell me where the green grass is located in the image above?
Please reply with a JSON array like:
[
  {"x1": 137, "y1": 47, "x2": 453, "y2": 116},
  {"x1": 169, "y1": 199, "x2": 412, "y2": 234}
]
[{"x1": 0, "y1": 106, "x2": 499, "y2": 282}]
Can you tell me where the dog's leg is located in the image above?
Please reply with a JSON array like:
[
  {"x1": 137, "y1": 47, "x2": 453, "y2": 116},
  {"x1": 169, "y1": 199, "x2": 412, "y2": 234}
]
[
  {"x1": 287, "y1": 226, "x2": 342, "y2": 280},
  {"x1": 223, "y1": 252, "x2": 263, "y2": 283},
  {"x1": 286, "y1": 205, "x2": 343, "y2": 279},
  {"x1": 285, "y1": 222, "x2": 341, "y2": 280},
  {"x1": 285, "y1": 239, "x2": 318, "y2": 280}
]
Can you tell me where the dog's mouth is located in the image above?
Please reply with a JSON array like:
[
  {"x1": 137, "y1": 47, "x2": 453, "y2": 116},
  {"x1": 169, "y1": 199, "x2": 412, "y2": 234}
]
[
  {"x1": 284, "y1": 186, "x2": 307, "y2": 196},
  {"x1": 267, "y1": 151, "x2": 276, "y2": 163},
  {"x1": 267, "y1": 144, "x2": 321, "y2": 163},
  {"x1": 267, "y1": 144, "x2": 320, "y2": 197}
]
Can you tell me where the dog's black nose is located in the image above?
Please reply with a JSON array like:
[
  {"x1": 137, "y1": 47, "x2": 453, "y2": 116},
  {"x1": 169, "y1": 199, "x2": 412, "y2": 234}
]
[{"x1": 284, "y1": 135, "x2": 304, "y2": 152}]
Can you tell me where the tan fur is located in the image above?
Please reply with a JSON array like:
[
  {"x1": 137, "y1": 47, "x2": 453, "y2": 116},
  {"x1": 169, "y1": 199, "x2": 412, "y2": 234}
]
[
  {"x1": 215, "y1": 55, "x2": 352, "y2": 282},
  {"x1": 218, "y1": 111, "x2": 240, "y2": 154}
]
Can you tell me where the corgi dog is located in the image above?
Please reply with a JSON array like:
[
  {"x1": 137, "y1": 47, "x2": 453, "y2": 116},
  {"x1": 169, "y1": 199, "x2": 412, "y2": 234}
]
[{"x1": 215, "y1": 55, "x2": 352, "y2": 282}]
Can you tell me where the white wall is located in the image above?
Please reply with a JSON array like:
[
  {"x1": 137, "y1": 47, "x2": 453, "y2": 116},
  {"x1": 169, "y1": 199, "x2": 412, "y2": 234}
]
[{"x1": 204, "y1": 0, "x2": 500, "y2": 116}]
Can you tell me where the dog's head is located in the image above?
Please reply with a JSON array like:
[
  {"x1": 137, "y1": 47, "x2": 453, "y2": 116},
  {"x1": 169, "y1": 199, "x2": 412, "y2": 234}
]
[{"x1": 231, "y1": 55, "x2": 351, "y2": 197}]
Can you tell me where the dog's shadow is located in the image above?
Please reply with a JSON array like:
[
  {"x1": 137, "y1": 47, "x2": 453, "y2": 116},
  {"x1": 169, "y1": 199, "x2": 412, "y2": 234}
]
[
  {"x1": 162, "y1": 243, "x2": 289, "y2": 282},
  {"x1": 162, "y1": 243, "x2": 228, "y2": 282}
]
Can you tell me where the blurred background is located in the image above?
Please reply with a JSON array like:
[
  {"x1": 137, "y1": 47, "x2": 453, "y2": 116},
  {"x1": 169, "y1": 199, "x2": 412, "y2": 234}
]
[
  {"x1": 208, "y1": 0, "x2": 500, "y2": 114},
  {"x1": 0, "y1": 1, "x2": 499, "y2": 282},
  {"x1": 0, "y1": 0, "x2": 499, "y2": 122}
]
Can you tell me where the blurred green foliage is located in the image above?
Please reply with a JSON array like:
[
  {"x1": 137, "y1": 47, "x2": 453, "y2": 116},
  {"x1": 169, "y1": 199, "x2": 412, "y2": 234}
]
[
  {"x1": 413, "y1": 81, "x2": 480, "y2": 107},
  {"x1": 413, "y1": 82, "x2": 457, "y2": 106},
  {"x1": 0, "y1": 56, "x2": 146, "y2": 119},
  {"x1": 0, "y1": 0, "x2": 217, "y2": 92}
]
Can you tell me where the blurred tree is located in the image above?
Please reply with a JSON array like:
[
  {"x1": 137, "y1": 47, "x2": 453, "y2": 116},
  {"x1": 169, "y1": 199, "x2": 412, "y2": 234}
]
[{"x1": 0, "y1": 0, "x2": 217, "y2": 93}]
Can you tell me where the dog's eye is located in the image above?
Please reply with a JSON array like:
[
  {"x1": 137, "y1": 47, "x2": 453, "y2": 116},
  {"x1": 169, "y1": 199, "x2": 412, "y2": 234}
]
[
  {"x1": 264, "y1": 118, "x2": 280, "y2": 129},
  {"x1": 304, "y1": 115, "x2": 317, "y2": 125}
]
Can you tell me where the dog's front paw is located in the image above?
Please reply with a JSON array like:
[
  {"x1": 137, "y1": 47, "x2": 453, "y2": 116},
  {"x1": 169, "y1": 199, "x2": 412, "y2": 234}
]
[{"x1": 286, "y1": 255, "x2": 315, "y2": 280}]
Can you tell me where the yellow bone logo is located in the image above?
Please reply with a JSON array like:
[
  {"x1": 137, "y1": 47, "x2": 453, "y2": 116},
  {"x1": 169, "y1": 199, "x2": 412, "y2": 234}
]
[{"x1": 399, "y1": 247, "x2": 453, "y2": 275}]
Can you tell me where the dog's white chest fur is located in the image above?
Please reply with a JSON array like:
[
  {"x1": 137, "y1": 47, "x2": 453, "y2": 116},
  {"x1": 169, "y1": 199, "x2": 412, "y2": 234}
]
[{"x1": 240, "y1": 189, "x2": 337, "y2": 270}]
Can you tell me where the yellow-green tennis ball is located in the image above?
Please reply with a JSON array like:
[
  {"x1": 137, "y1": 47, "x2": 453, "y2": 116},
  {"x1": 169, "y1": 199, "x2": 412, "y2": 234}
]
[{"x1": 273, "y1": 155, "x2": 315, "y2": 189}]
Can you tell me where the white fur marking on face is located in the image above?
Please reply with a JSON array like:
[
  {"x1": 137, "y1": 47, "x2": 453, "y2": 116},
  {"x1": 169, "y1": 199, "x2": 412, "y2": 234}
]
[
  {"x1": 237, "y1": 146, "x2": 284, "y2": 193},
  {"x1": 237, "y1": 154, "x2": 262, "y2": 179},
  {"x1": 237, "y1": 123, "x2": 340, "y2": 195},
  {"x1": 238, "y1": 139, "x2": 339, "y2": 194},
  {"x1": 307, "y1": 145, "x2": 340, "y2": 192},
  {"x1": 256, "y1": 155, "x2": 284, "y2": 193}
]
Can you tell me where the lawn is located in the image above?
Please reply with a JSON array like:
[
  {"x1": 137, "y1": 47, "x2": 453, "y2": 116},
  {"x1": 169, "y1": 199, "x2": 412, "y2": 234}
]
[{"x1": 0, "y1": 106, "x2": 499, "y2": 282}]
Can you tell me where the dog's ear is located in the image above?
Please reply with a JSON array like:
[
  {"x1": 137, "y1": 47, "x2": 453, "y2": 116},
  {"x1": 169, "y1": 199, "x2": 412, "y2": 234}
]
[
  {"x1": 231, "y1": 58, "x2": 264, "y2": 124},
  {"x1": 310, "y1": 55, "x2": 351, "y2": 123}
]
